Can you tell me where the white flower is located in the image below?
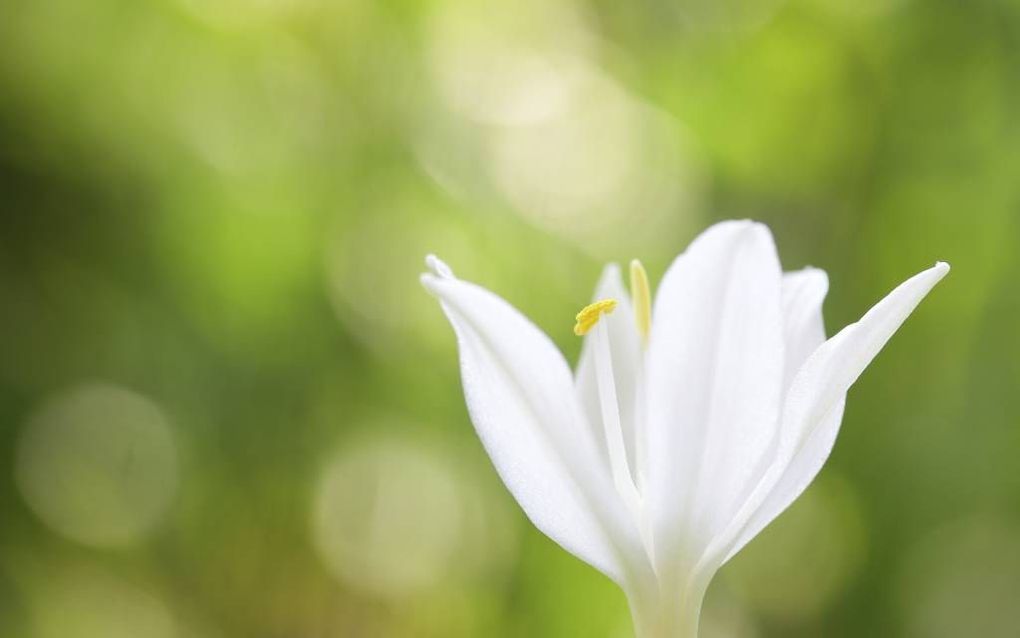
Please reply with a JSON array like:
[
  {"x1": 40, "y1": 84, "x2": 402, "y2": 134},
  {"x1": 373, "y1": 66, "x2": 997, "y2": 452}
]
[{"x1": 420, "y1": 220, "x2": 948, "y2": 637}]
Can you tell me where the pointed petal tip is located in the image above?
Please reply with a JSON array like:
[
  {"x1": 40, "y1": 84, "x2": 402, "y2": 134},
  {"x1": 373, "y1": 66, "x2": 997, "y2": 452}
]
[
  {"x1": 591, "y1": 262, "x2": 628, "y2": 303},
  {"x1": 748, "y1": 219, "x2": 775, "y2": 239},
  {"x1": 729, "y1": 218, "x2": 769, "y2": 231},
  {"x1": 715, "y1": 218, "x2": 764, "y2": 231},
  {"x1": 687, "y1": 220, "x2": 777, "y2": 258},
  {"x1": 601, "y1": 262, "x2": 622, "y2": 279},
  {"x1": 722, "y1": 219, "x2": 776, "y2": 245},
  {"x1": 425, "y1": 254, "x2": 455, "y2": 279},
  {"x1": 916, "y1": 260, "x2": 950, "y2": 287},
  {"x1": 789, "y1": 265, "x2": 829, "y2": 285}
]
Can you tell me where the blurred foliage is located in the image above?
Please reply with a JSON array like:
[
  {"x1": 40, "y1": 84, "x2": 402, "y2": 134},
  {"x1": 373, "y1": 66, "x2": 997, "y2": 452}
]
[{"x1": 0, "y1": 0, "x2": 1018, "y2": 636}]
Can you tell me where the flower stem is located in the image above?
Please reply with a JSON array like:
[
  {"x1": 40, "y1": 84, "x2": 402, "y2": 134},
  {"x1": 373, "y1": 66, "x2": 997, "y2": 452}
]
[{"x1": 628, "y1": 582, "x2": 707, "y2": 638}]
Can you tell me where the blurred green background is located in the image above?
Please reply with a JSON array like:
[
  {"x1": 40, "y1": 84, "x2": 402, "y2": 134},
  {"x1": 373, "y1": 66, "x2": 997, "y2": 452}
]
[{"x1": 0, "y1": 0, "x2": 1018, "y2": 635}]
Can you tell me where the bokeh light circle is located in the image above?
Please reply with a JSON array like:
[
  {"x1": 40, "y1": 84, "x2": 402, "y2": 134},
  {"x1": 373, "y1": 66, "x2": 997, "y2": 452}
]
[
  {"x1": 419, "y1": 0, "x2": 704, "y2": 258},
  {"x1": 427, "y1": 0, "x2": 595, "y2": 127},
  {"x1": 15, "y1": 383, "x2": 179, "y2": 548},
  {"x1": 312, "y1": 437, "x2": 467, "y2": 597},
  {"x1": 486, "y1": 71, "x2": 693, "y2": 253}
]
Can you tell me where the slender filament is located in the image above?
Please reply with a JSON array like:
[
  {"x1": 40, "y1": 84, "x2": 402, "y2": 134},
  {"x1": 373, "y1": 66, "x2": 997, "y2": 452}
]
[{"x1": 592, "y1": 320, "x2": 643, "y2": 517}]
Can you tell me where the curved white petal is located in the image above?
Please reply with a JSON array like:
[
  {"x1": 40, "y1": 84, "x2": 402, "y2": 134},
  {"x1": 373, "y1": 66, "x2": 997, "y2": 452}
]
[
  {"x1": 575, "y1": 264, "x2": 642, "y2": 478},
  {"x1": 700, "y1": 267, "x2": 830, "y2": 565},
  {"x1": 781, "y1": 268, "x2": 829, "y2": 392},
  {"x1": 720, "y1": 399, "x2": 846, "y2": 563},
  {"x1": 715, "y1": 261, "x2": 950, "y2": 564},
  {"x1": 643, "y1": 220, "x2": 785, "y2": 578},
  {"x1": 421, "y1": 258, "x2": 647, "y2": 586}
]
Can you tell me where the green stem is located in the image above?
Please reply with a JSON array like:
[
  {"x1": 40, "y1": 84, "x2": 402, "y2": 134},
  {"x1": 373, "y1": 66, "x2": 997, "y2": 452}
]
[{"x1": 628, "y1": 581, "x2": 707, "y2": 638}]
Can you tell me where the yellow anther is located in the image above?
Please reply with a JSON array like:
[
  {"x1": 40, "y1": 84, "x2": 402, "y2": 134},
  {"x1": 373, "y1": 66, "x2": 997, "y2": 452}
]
[
  {"x1": 574, "y1": 299, "x2": 618, "y2": 336},
  {"x1": 630, "y1": 259, "x2": 651, "y2": 342}
]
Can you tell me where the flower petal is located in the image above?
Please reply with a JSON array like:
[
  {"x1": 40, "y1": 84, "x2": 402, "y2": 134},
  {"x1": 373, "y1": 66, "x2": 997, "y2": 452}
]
[
  {"x1": 643, "y1": 221, "x2": 785, "y2": 576},
  {"x1": 575, "y1": 264, "x2": 642, "y2": 479},
  {"x1": 421, "y1": 258, "x2": 648, "y2": 586},
  {"x1": 715, "y1": 262, "x2": 949, "y2": 564},
  {"x1": 781, "y1": 268, "x2": 829, "y2": 392},
  {"x1": 719, "y1": 400, "x2": 846, "y2": 564}
]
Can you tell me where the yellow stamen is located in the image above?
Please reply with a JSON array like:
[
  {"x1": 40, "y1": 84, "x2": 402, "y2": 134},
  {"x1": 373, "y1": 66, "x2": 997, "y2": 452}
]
[
  {"x1": 574, "y1": 299, "x2": 618, "y2": 336},
  {"x1": 630, "y1": 259, "x2": 651, "y2": 342}
]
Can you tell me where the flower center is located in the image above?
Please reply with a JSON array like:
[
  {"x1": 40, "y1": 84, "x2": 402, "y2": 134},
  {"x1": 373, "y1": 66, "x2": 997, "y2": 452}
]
[
  {"x1": 572, "y1": 260, "x2": 652, "y2": 341},
  {"x1": 572, "y1": 260, "x2": 658, "y2": 560}
]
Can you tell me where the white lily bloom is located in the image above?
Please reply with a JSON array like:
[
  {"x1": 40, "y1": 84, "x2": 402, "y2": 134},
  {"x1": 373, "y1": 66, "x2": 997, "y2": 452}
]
[{"x1": 420, "y1": 220, "x2": 948, "y2": 637}]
